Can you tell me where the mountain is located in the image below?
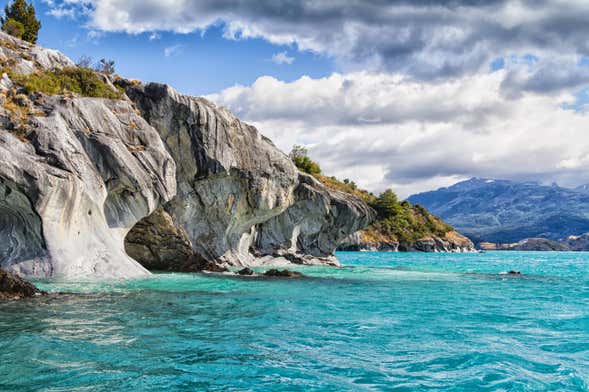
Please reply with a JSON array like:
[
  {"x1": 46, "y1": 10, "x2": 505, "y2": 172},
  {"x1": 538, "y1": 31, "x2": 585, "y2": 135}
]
[{"x1": 408, "y1": 177, "x2": 589, "y2": 244}]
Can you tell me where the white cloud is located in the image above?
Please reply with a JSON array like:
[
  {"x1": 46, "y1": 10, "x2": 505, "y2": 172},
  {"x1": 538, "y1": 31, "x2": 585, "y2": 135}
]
[
  {"x1": 271, "y1": 51, "x2": 294, "y2": 65},
  {"x1": 210, "y1": 71, "x2": 589, "y2": 198},
  {"x1": 164, "y1": 44, "x2": 183, "y2": 57}
]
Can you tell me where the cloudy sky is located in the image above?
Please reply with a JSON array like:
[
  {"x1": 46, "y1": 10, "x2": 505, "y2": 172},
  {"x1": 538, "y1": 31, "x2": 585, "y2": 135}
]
[{"x1": 30, "y1": 0, "x2": 589, "y2": 197}]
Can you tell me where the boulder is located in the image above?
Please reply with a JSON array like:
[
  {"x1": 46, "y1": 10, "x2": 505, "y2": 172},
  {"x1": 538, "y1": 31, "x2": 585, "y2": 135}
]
[
  {"x1": 0, "y1": 268, "x2": 43, "y2": 299},
  {"x1": 263, "y1": 269, "x2": 304, "y2": 278},
  {"x1": 237, "y1": 267, "x2": 255, "y2": 276}
]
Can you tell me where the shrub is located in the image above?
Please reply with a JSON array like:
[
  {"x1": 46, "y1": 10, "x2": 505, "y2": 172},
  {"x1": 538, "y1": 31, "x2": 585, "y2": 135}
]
[
  {"x1": 292, "y1": 155, "x2": 321, "y2": 175},
  {"x1": 1, "y1": 0, "x2": 40, "y2": 43},
  {"x1": 10, "y1": 67, "x2": 123, "y2": 99},
  {"x1": 289, "y1": 145, "x2": 322, "y2": 175},
  {"x1": 3, "y1": 18, "x2": 24, "y2": 40},
  {"x1": 95, "y1": 58, "x2": 115, "y2": 75}
]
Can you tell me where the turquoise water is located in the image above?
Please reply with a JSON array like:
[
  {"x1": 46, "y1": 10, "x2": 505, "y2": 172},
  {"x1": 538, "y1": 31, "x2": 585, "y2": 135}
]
[{"x1": 1, "y1": 251, "x2": 589, "y2": 391}]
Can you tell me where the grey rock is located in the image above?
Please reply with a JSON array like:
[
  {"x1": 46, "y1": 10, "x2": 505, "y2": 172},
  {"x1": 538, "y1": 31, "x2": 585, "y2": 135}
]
[
  {"x1": 254, "y1": 173, "x2": 376, "y2": 265},
  {"x1": 263, "y1": 269, "x2": 304, "y2": 278},
  {"x1": 0, "y1": 96, "x2": 176, "y2": 279},
  {"x1": 122, "y1": 83, "x2": 373, "y2": 269},
  {"x1": 338, "y1": 230, "x2": 475, "y2": 252},
  {"x1": 560, "y1": 233, "x2": 589, "y2": 251},
  {"x1": 0, "y1": 32, "x2": 74, "y2": 75},
  {"x1": 237, "y1": 267, "x2": 254, "y2": 276}
]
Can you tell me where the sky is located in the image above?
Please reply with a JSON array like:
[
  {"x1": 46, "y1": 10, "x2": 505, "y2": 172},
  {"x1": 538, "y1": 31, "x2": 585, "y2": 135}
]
[{"x1": 20, "y1": 0, "x2": 589, "y2": 198}]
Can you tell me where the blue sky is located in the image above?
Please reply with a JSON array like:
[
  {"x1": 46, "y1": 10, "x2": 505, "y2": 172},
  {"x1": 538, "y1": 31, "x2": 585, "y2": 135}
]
[
  {"x1": 15, "y1": 0, "x2": 589, "y2": 197},
  {"x1": 34, "y1": 1, "x2": 333, "y2": 95}
]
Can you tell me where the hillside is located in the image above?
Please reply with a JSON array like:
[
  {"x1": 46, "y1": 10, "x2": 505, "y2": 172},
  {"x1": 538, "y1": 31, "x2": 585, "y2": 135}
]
[
  {"x1": 409, "y1": 178, "x2": 589, "y2": 244},
  {"x1": 288, "y1": 151, "x2": 474, "y2": 252}
]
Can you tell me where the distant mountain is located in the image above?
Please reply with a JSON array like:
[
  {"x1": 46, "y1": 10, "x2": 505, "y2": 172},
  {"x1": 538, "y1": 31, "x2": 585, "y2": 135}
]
[
  {"x1": 575, "y1": 184, "x2": 589, "y2": 194},
  {"x1": 408, "y1": 178, "x2": 589, "y2": 244}
]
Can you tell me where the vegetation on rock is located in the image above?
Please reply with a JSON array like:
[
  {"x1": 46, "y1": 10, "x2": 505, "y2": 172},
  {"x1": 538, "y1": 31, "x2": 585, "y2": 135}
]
[
  {"x1": 289, "y1": 147, "x2": 455, "y2": 247},
  {"x1": 290, "y1": 145, "x2": 322, "y2": 176},
  {"x1": 1, "y1": 0, "x2": 40, "y2": 43},
  {"x1": 9, "y1": 67, "x2": 122, "y2": 99},
  {"x1": 2, "y1": 18, "x2": 24, "y2": 40}
]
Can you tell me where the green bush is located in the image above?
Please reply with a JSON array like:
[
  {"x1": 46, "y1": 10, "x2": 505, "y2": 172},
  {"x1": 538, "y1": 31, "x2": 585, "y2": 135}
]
[
  {"x1": 3, "y1": 18, "x2": 24, "y2": 39},
  {"x1": 292, "y1": 155, "x2": 321, "y2": 175},
  {"x1": 2, "y1": 0, "x2": 40, "y2": 43},
  {"x1": 10, "y1": 67, "x2": 123, "y2": 99}
]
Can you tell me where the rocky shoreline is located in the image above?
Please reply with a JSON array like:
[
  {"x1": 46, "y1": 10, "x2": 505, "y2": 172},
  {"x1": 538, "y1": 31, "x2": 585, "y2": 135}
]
[
  {"x1": 0, "y1": 33, "x2": 480, "y2": 295},
  {"x1": 338, "y1": 230, "x2": 476, "y2": 253}
]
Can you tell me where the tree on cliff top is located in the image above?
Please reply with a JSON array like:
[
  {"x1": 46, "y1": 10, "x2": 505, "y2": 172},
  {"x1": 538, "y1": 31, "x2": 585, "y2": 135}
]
[
  {"x1": 2, "y1": 0, "x2": 41, "y2": 44},
  {"x1": 289, "y1": 145, "x2": 321, "y2": 176}
]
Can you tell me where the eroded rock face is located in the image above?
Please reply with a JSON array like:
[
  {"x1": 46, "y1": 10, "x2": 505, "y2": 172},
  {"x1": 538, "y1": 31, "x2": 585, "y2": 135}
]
[
  {"x1": 254, "y1": 173, "x2": 376, "y2": 265},
  {"x1": 123, "y1": 82, "x2": 300, "y2": 267},
  {"x1": 0, "y1": 96, "x2": 176, "y2": 278}
]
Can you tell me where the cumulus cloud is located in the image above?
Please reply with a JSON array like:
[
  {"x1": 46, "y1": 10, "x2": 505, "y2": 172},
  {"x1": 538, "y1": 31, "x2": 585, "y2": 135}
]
[
  {"x1": 42, "y1": 1, "x2": 589, "y2": 85},
  {"x1": 209, "y1": 71, "x2": 589, "y2": 198},
  {"x1": 271, "y1": 51, "x2": 294, "y2": 65}
]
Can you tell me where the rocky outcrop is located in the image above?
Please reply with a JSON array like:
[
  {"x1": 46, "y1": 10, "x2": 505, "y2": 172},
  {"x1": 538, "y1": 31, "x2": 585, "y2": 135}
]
[
  {"x1": 0, "y1": 35, "x2": 373, "y2": 278},
  {"x1": 122, "y1": 82, "x2": 372, "y2": 269},
  {"x1": 0, "y1": 268, "x2": 44, "y2": 299},
  {"x1": 339, "y1": 230, "x2": 475, "y2": 252},
  {"x1": 0, "y1": 31, "x2": 73, "y2": 75},
  {"x1": 254, "y1": 173, "x2": 375, "y2": 265},
  {"x1": 560, "y1": 233, "x2": 589, "y2": 251},
  {"x1": 0, "y1": 94, "x2": 176, "y2": 279}
]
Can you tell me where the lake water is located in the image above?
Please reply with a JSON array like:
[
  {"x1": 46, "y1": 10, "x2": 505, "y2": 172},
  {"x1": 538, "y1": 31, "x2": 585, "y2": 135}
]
[{"x1": 1, "y1": 251, "x2": 588, "y2": 391}]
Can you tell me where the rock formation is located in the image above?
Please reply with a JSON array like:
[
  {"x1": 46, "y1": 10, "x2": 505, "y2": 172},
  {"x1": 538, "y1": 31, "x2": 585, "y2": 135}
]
[
  {"x1": 0, "y1": 95, "x2": 176, "y2": 278},
  {"x1": 254, "y1": 173, "x2": 375, "y2": 265},
  {"x1": 560, "y1": 233, "x2": 589, "y2": 251},
  {"x1": 0, "y1": 33, "x2": 374, "y2": 279}
]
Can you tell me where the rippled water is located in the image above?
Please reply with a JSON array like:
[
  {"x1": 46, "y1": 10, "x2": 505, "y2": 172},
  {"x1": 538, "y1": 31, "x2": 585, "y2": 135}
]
[{"x1": 1, "y1": 251, "x2": 589, "y2": 391}]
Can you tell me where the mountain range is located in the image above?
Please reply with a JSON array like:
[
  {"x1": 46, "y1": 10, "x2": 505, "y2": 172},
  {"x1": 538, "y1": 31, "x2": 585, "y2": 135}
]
[{"x1": 408, "y1": 178, "x2": 589, "y2": 244}]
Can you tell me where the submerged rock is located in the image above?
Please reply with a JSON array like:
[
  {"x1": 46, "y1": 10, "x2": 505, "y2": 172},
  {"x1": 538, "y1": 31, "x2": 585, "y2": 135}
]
[
  {"x1": 237, "y1": 267, "x2": 255, "y2": 276},
  {"x1": 0, "y1": 268, "x2": 43, "y2": 299},
  {"x1": 263, "y1": 269, "x2": 304, "y2": 278}
]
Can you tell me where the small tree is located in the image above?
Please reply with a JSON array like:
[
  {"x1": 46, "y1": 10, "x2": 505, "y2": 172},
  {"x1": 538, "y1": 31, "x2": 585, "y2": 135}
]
[
  {"x1": 1, "y1": 0, "x2": 41, "y2": 43},
  {"x1": 289, "y1": 145, "x2": 321, "y2": 176},
  {"x1": 95, "y1": 58, "x2": 115, "y2": 75},
  {"x1": 373, "y1": 189, "x2": 399, "y2": 219},
  {"x1": 76, "y1": 55, "x2": 93, "y2": 68}
]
